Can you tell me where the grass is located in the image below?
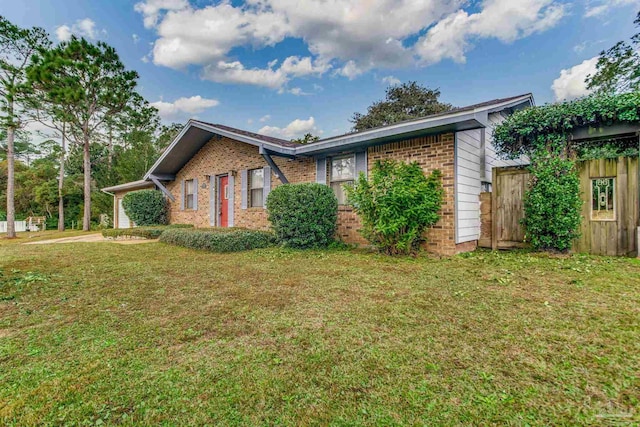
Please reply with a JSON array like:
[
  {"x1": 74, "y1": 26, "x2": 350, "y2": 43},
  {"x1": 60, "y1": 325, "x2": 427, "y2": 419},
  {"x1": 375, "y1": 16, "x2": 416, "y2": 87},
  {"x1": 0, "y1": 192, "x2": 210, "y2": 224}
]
[{"x1": 0, "y1": 234, "x2": 639, "y2": 425}]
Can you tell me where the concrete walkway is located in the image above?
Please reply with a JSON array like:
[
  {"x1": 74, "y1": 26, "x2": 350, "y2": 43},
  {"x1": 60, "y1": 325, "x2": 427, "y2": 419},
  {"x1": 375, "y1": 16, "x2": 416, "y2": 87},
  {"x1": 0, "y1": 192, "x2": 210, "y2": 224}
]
[{"x1": 24, "y1": 233, "x2": 156, "y2": 245}]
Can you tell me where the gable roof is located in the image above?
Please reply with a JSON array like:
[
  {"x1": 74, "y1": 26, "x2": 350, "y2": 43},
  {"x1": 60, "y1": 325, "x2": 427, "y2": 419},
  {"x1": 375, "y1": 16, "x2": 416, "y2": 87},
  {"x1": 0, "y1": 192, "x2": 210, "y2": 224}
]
[{"x1": 143, "y1": 93, "x2": 534, "y2": 180}]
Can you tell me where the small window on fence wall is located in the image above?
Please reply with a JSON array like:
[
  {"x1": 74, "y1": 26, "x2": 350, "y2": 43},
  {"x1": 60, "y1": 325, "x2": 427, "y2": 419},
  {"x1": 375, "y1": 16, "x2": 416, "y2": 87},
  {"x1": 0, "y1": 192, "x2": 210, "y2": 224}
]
[{"x1": 591, "y1": 178, "x2": 615, "y2": 221}]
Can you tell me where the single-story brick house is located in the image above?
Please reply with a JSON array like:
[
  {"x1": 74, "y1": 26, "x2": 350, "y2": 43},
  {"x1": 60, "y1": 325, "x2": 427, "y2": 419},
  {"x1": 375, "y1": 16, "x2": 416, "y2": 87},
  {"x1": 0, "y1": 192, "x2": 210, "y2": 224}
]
[{"x1": 102, "y1": 94, "x2": 532, "y2": 255}]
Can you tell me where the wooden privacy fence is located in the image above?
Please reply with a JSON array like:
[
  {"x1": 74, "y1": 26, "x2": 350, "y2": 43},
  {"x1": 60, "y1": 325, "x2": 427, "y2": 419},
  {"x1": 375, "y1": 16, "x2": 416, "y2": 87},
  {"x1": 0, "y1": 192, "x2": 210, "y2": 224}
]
[{"x1": 484, "y1": 156, "x2": 639, "y2": 256}]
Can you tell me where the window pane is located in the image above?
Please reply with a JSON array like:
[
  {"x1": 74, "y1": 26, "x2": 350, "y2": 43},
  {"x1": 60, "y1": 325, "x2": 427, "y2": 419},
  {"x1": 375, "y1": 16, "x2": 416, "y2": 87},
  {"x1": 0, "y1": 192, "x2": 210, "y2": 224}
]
[
  {"x1": 331, "y1": 156, "x2": 355, "y2": 181},
  {"x1": 250, "y1": 169, "x2": 264, "y2": 189},
  {"x1": 251, "y1": 188, "x2": 264, "y2": 207},
  {"x1": 331, "y1": 180, "x2": 353, "y2": 205},
  {"x1": 591, "y1": 178, "x2": 615, "y2": 220},
  {"x1": 186, "y1": 194, "x2": 194, "y2": 209},
  {"x1": 186, "y1": 179, "x2": 194, "y2": 194}
]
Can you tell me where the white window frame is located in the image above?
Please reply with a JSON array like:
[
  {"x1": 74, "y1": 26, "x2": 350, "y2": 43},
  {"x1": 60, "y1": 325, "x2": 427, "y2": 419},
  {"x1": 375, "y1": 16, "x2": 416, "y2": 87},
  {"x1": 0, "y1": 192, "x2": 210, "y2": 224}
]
[
  {"x1": 330, "y1": 154, "x2": 355, "y2": 205},
  {"x1": 590, "y1": 177, "x2": 616, "y2": 221},
  {"x1": 249, "y1": 168, "x2": 264, "y2": 208},
  {"x1": 185, "y1": 179, "x2": 196, "y2": 210}
]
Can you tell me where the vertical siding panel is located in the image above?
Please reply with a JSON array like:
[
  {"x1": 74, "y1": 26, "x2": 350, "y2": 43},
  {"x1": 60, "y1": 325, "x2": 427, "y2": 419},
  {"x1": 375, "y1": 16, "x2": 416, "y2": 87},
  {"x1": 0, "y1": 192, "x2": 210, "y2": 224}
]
[
  {"x1": 228, "y1": 173, "x2": 235, "y2": 227},
  {"x1": 263, "y1": 166, "x2": 271, "y2": 206},
  {"x1": 240, "y1": 169, "x2": 248, "y2": 209},
  {"x1": 316, "y1": 156, "x2": 327, "y2": 184},
  {"x1": 193, "y1": 177, "x2": 198, "y2": 211},
  {"x1": 180, "y1": 179, "x2": 185, "y2": 211}
]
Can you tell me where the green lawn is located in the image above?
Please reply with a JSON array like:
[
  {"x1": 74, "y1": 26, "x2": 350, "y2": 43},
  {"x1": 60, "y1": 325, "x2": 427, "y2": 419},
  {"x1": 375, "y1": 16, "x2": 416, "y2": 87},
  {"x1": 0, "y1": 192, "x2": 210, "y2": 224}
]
[{"x1": 1, "y1": 235, "x2": 639, "y2": 425}]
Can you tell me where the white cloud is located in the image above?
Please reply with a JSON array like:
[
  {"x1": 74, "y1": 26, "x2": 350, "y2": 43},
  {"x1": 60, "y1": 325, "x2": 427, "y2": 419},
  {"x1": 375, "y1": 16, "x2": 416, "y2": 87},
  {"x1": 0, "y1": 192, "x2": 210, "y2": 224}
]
[
  {"x1": 150, "y1": 95, "x2": 220, "y2": 121},
  {"x1": 203, "y1": 61, "x2": 288, "y2": 89},
  {"x1": 382, "y1": 75, "x2": 401, "y2": 85},
  {"x1": 134, "y1": 0, "x2": 189, "y2": 28},
  {"x1": 135, "y1": 0, "x2": 567, "y2": 88},
  {"x1": 551, "y1": 57, "x2": 599, "y2": 101},
  {"x1": 259, "y1": 115, "x2": 271, "y2": 123},
  {"x1": 585, "y1": 0, "x2": 639, "y2": 18},
  {"x1": 258, "y1": 117, "x2": 321, "y2": 139},
  {"x1": 415, "y1": 0, "x2": 566, "y2": 64},
  {"x1": 55, "y1": 18, "x2": 101, "y2": 42},
  {"x1": 133, "y1": 34, "x2": 140, "y2": 44}
]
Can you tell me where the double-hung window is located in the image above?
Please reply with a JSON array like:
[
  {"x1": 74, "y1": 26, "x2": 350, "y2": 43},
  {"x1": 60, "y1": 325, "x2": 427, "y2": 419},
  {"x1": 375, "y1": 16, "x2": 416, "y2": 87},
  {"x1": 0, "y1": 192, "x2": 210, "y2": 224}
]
[
  {"x1": 330, "y1": 155, "x2": 355, "y2": 205},
  {"x1": 249, "y1": 168, "x2": 264, "y2": 207},
  {"x1": 185, "y1": 179, "x2": 196, "y2": 209}
]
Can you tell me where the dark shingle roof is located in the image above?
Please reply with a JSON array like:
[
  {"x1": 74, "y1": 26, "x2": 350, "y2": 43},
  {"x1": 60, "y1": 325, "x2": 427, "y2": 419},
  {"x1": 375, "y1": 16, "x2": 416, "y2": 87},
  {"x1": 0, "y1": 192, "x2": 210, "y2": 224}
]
[
  {"x1": 303, "y1": 93, "x2": 533, "y2": 145},
  {"x1": 193, "y1": 94, "x2": 531, "y2": 147},
  {"x1": 191, "y1": 120, "x2": 301, "y2": 147}
]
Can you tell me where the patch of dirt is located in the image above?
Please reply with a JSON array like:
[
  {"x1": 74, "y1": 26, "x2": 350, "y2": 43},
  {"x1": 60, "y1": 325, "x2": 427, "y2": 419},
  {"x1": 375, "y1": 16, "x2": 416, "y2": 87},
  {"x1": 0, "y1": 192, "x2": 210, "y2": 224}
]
[{"x1": 23, "y1": 234, "x2": 156, "y2": 245}]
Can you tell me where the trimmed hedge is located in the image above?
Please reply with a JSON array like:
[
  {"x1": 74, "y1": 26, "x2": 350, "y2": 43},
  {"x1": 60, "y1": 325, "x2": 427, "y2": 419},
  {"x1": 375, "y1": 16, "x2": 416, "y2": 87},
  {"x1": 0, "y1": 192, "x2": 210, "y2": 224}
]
[
  {"x1": 102, "y1": 224, "x2": 194, "y2": 240},
  {"x1": 159, "y1": 228, "x2": 276, "y2": 252},
  {"x1": 266, "y1": 183, "x2": 338, "y2": 248},
  {"x1": 122, "y1": 190, "x2": 168, "y2": 226}
]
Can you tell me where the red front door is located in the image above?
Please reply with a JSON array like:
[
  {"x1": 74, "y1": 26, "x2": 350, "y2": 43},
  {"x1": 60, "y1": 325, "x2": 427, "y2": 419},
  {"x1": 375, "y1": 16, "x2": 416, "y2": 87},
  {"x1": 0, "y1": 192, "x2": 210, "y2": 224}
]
[{"x1": 219, "y1": 175, "x2": 229, "y2": 227}]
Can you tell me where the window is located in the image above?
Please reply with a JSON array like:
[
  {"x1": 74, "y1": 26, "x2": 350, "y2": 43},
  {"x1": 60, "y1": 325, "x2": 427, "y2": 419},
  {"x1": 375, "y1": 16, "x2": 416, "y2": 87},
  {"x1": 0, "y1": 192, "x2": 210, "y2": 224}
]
[
  {"x1": 185, "y1": 179, "x2": 195, "y2": 209},
  {"x1": 249, "y1": 168, "x2": 264, "y2": 207},
  {"x1": 591, "y1": 178, "x2": 615, "y2": 220},
  {"x1": 330, "y1": 155, "x2": 355, "y2": 205}
]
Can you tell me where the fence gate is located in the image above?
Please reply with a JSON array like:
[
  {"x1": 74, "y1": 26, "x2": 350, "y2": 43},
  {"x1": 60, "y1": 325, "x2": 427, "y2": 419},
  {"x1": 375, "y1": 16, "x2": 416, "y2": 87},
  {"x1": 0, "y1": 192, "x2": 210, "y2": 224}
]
[
  {"x1": 491, "y1": 157, "x2": 639, "y2": 256},
  {"x1": 491, "y1": 166, "x2": 530, "y2": 249}
]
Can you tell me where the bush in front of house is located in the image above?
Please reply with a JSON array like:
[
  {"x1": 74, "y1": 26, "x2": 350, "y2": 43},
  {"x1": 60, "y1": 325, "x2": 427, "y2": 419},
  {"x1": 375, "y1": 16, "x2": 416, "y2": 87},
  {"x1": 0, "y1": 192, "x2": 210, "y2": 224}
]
[
  {"x1": 122, "y1": 190, "x2": 168, "y2": 226},
  {"x1": 266, "y1": 183, "x2": 338, "y2": 249},
  {"x1": 522, "y1": 151, "x2": 582, "y2": 252},
  {"x1": 159, "y1": 228, "x2": 276, "y2": 252},
  {"x1": 346, "y1": 160, "x2": 443, "y2": 255},
  {"x1": 102, "y1": 224, "x2": 194, "y2": 240}
]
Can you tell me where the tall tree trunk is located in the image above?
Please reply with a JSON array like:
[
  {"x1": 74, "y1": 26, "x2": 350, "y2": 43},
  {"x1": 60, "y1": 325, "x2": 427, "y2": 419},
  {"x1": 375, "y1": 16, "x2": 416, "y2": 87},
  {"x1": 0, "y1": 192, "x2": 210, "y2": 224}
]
[
  {"x1": 58, "y1": 126, "x2": 66, "y2": 231},
  {"x1": 82, "y1": 134, "x2": 91, "y2": 231},
  {"x1": 6, "y1": 125, "x2": 16, "y2": 238},
  {"x1": 107, "y1": 126, "x2": 113, "y2": 169}
]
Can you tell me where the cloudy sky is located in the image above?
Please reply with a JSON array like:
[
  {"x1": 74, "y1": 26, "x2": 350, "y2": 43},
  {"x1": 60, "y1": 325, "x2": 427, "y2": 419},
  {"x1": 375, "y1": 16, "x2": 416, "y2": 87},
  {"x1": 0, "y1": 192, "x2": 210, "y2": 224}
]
[{"x1": 5, "y1": 0, "x2": 640, "y2": 139}]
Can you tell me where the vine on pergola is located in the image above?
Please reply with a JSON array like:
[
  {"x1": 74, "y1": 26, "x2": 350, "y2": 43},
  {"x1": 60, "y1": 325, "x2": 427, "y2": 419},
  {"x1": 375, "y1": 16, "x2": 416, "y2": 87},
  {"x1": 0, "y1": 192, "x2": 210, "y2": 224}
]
[
  {"x1": 493, "y1": 92, "x2": 640, "y2": 160},
  {"x1": 491, "y1": 93, "x2": 640, "y2": 252}
]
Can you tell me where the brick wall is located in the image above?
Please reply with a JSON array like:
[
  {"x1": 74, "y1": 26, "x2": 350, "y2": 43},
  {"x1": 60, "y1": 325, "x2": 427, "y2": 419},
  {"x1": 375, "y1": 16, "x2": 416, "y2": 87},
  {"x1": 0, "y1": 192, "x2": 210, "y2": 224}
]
[{"x1": 140, "y1": 132, "x2": 478, "y2": 255}]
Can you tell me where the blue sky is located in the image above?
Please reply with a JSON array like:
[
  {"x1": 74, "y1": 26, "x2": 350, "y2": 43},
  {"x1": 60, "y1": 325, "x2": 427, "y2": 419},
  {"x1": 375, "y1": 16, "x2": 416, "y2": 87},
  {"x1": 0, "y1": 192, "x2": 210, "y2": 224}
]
[{"x1": 4, "y1": 0, "x2": 640, "y2": 139}]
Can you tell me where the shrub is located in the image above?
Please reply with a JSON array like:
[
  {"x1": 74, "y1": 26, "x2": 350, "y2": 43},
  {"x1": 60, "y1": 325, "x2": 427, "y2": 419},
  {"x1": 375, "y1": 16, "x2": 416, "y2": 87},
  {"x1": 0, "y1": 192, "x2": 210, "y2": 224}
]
[
  {"x1": 346, "y1": 160, "x2": 443, "y2": 255},
  {"x1": 266, "y1": 183, "x2": 338, "y2": 249},
  {"x1": 102, "y1": 224, "x2": 194, "y2": 240},
  {"x1": 522, "y1": 151, "x2": 582, "y2": 252},
  {"x1": 159, "y1": 228, "x2": 276, "y2": 252},
  {"x1": 122, "y1": 190, "x2": 168, "y2": 226}
]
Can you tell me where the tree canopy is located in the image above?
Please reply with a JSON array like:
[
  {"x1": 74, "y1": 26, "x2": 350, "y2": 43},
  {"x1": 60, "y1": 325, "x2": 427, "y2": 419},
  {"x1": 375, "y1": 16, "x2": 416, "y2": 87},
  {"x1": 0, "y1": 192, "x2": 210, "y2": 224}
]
[
  {"x1": 586, "y1": 12, "x2": 640, "y2": 95},
  {"x1": 27, "y1": 36, "x2": 142, "y2": 230},
  {"x1": 350, "y1": 82, "x2": 453, "y2": 132}
]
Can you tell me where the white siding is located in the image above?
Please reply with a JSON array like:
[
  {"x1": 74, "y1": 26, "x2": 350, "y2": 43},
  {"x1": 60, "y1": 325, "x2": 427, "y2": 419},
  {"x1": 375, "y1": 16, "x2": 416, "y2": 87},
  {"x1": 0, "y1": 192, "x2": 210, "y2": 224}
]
[
  {"x1": 455, "y1": 129, "x2": 482, "y2": 243},
  {"x1": 485, "y1": 112, "x2": 527, "y2": 181},
  {"x1": 454, "y1": 112, "x2": 529, "y2": 244},
  {"x1": 117, "y1": 198, "x2": 131, "y2": 229}
]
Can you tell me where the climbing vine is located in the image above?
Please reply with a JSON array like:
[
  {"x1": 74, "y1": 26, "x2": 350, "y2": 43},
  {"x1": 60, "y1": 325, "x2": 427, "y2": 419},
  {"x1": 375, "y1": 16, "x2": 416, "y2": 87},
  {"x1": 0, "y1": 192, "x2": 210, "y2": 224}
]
[
  {"x1": 492, "y1": 93, "x2": 640, "y2": 252},
  {"x1": 493, "y1": 92, "x2": 640, "y2": 159}
]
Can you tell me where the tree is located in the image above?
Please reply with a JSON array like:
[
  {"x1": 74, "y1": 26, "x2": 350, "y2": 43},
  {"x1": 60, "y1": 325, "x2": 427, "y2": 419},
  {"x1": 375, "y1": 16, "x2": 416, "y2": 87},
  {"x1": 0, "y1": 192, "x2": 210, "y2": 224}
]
[
  {"x1": 27, "y1": 37, "x2": 140, "y2": 231},
  {"x1": 587, "y1": 12, "x2": 640, "y2": 94},
  {"x1": 291, "y1": 133, "x2": 319, "y2": 144},
  {"x1": 0, "y1": 16, "x2": 50, "y2": 237},
  {"x1": 350, "y1": 81, "x2": 453, "y2": 132}
]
